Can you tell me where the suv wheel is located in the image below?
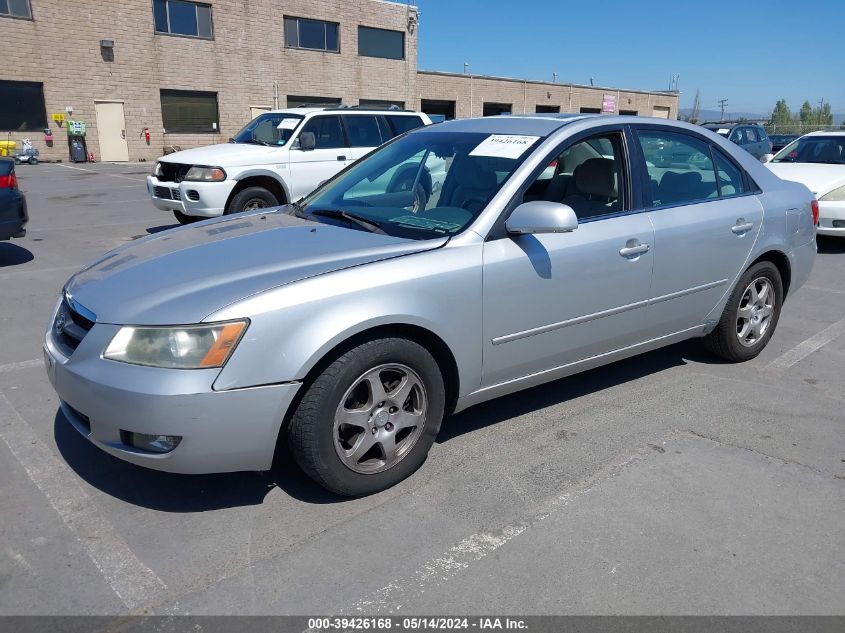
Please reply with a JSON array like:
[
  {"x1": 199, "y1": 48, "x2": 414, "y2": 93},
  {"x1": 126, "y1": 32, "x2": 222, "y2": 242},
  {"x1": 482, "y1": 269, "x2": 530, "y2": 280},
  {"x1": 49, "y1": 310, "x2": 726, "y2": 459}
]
[
  {"x1": 226, "y1": 187, "x2": 279, "y2": 214},
  {"x1": 704, "y1": 261, "x2": 783, "y2": 362},
  {"x1": 286, "y1": 337, "x2": 445, "y2": 496}
]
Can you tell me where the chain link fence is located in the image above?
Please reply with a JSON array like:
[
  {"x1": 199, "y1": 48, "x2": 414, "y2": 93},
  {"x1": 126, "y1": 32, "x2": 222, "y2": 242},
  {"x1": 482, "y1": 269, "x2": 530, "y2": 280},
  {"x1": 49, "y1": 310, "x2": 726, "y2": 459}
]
[{"x1": 763, "y1": 123, "x2": 844, "y2": 136}]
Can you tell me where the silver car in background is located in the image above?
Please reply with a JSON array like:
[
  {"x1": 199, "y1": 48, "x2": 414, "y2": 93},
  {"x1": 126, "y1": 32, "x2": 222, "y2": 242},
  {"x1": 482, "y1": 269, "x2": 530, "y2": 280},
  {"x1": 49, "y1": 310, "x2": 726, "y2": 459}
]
[{"x1": 44, "y1": 115, "x2": 816, "y2": 496}]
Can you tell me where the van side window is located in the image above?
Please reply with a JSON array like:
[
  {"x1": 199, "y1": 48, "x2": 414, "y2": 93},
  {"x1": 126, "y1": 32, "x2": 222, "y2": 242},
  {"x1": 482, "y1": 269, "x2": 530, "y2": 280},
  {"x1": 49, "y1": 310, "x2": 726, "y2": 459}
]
[
  {"x1": 637, "y1": 130, "x2": 720, "y2": 206},
  {"x1": 299, "y1": 115, "x2": 345, "y2": 149},
  {"x1": 344, "y1": 115, "x2": 384, "y2": 148},
  {"x1": 386, "y1": 115, "x2": 424, "y2": 136}
]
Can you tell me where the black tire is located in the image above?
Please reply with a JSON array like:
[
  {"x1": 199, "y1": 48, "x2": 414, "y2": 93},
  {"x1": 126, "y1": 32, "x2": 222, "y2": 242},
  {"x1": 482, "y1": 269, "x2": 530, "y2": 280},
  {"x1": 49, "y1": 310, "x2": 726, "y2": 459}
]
[
  {"x1": 29, "y1": 157, "x2": 38, "y2": 165},
  {"x1": 287, "y1": 337, "x2": 445, "y2": 496},
  {"x1": 173, "y1": 209, "x2": 201, "y2": 225},
  {"x1": 703, "y1": 261, "x2": 783, "y2": 362},
  {"x1": 226, "y1": 187, "x2": 279, "y2": 214}
]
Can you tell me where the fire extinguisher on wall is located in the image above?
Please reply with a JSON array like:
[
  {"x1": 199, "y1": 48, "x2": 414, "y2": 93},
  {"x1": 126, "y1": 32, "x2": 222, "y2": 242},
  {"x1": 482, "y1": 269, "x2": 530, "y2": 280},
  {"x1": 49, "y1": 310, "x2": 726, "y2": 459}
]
[{"x1": 143, "y1": 127, "x2": 150, "y2": 144}]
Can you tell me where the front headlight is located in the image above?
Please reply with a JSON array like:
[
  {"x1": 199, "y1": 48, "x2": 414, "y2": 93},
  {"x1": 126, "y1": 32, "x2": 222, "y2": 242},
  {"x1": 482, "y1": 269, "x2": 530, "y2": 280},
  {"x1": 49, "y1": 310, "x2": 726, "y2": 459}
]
[
  {"x1": 820, "y1": 185, "x2": 845, "y2": 202},
  {"x1": 153, "y1": 161, "x2": 163, "y2": 178},
  {"x1": 184, "y1": 166, "x2": 227, "y2": 182},
  {"x1": 103, "y1": 320, "x2": 248, "y2": 369}
]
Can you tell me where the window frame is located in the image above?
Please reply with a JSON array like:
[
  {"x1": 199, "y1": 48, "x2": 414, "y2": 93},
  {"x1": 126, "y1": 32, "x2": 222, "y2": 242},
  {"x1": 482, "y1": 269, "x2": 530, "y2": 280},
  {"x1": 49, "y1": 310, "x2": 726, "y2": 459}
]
[
  {"x1": 294, "y1": 114, "x2": 348, "y2": 150},
  {"x1": 152, "y1": 0, "x2": 214, "y2": 40},
  {"x1": 629, "y1": 124, "x2": 760, "y2": 211},
  {"x1": 0, "y1": 79, "x2": 48, "y2": 131},
  {"x1": 160, "y1": 89, "x2": 220, "y2": 134},
  {"x1": 341, "y1": 114, "x2": 387, "y2": 148},
  {"x1": 0, "y1": 0, "x2": 33, "y2": 20},
  {"x1": 487, "y1": 124, "x2": 636, "y2": 241},
  {"x1": 357, "y1": 25, "x2": 405, "y2": 60},
  {"x1": 284, "y1": 15, "x2": 340, "y2": 53}
]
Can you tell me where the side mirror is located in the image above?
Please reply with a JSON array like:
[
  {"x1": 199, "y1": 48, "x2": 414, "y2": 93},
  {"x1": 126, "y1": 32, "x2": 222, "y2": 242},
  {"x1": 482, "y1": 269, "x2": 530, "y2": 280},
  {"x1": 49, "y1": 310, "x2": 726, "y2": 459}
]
[
  {"x1": 506, "y1": 201, "x2": 578, "y2": 235},
  {"x1": 761, "y1": 153, "x2": 774, "y2": 163},
  {"x1": 298, "y1": 132, "x2": 316, "y2": 151}
]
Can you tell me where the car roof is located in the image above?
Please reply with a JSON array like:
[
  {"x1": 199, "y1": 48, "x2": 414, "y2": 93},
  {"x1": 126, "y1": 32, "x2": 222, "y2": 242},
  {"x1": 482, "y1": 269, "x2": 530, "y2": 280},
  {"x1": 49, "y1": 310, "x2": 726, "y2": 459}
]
[
  {"x1": 266, "y1": 107, "x2": 422, "y2": 116},
  {"x1": 805, "y1": 130, "x2": 845, "y2": 137},
  {"x1": 700, "y1": 122, "x2": 762, "y2": 129},
  {"x1": 420, "y1": 114, "x2": 597, "y2": 136}
]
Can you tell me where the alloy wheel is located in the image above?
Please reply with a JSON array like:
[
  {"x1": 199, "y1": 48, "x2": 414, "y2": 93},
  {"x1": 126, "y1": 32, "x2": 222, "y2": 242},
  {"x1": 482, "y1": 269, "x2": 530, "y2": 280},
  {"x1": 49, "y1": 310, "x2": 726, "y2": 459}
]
[{"x1": 736, "y1": 277, "x2": 775, "y2": 347}]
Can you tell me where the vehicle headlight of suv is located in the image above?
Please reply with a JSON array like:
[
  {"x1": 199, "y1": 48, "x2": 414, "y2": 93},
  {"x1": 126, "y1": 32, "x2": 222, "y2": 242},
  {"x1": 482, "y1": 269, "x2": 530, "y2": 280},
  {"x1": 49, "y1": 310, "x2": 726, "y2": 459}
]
[
  {"x1": 103, "y1": 320, "x2": 248, "y2": 369},
  {"x1": 183, "y1": 166, "x2": 227, "y2": 182},
  {"x1": 820, "y1": 185, "x2": 845, "y2": 202},
  {"x1": 153, "y1": 162, "x2": 163, "y2": 178}
]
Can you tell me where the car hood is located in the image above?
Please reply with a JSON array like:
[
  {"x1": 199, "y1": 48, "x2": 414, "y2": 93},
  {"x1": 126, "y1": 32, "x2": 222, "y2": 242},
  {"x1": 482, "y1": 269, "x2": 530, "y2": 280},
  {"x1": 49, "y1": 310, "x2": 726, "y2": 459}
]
[
  {"x1": 160, "y1": 143, "x2": 283, "y2": 168},
  {"x1": 65, "y1": 209, "x2": 447, "y2": 325},
  {"x1": 766, "y1": 162, "x2": 845, "y2": 196}
]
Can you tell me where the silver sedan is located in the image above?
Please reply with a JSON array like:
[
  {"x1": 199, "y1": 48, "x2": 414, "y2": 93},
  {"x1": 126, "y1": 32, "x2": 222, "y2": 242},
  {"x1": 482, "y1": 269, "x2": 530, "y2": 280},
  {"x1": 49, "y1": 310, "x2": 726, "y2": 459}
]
[{"x1": 44, "y1": 115, "x2": 816, "y2": 495}]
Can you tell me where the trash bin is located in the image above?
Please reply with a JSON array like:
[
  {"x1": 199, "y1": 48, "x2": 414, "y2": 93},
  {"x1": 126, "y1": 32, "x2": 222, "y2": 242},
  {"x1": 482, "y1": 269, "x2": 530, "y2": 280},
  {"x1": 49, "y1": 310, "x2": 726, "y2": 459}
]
[
  {"x1": 0, "y1": 140, "x2": 16, "y2": 157},
  {"x1": 70, "y1": 138, "x2": 87, "y2": 163}
]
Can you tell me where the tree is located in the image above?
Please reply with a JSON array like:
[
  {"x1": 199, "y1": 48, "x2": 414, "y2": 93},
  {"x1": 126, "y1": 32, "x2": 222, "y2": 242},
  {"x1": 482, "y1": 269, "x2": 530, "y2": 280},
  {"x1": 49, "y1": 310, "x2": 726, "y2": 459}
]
[
  {"x1": 769, "y1": 99, "x2": 794, "y2": 127},
  {"x1": 689, "y1": 89, "x2": 701, "y2": 124},
  {"x1": 799, "y1": 101, "x2": 814, "y2": 125}
]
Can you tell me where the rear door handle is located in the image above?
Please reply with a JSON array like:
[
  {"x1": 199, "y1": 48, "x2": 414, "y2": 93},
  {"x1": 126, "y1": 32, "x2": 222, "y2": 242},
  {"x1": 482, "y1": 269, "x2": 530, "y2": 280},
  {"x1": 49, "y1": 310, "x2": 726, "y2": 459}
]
[
  {"x1": 337, "y1": 155, "x2": 347, "y2": 161},
  {"x1": 619, "y1": 242, "x2": 650, "y2": 258},
  {"x1": 732, "y1": 219, "x2": 754, "y2": 234}
]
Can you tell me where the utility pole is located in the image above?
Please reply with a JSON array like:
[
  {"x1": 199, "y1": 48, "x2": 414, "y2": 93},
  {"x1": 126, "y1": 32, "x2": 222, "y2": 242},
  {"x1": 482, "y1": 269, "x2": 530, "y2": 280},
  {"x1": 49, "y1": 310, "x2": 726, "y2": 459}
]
[
  {"x1": 717, "y1": 98, "x2": 728, "y2": 122},
  {"x1": 552, "y1": 72, "x2": 558, "y2": 83},
  {"x1": 690, "y1": 89, "x2": 701, "y2": 124}
]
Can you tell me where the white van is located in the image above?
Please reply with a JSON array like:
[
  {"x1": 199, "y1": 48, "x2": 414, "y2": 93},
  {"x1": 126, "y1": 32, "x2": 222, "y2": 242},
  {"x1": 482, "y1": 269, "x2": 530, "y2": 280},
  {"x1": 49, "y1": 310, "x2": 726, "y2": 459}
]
[{"x1": 147, "y1": 107, "x2": 431, "y2": 224}]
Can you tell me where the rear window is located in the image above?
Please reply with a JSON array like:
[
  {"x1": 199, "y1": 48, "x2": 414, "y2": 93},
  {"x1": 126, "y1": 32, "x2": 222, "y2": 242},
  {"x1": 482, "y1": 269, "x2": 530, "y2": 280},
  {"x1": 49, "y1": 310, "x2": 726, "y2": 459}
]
[{"x1": 386, "y1": 115, "x2": 424, "y2": 136}]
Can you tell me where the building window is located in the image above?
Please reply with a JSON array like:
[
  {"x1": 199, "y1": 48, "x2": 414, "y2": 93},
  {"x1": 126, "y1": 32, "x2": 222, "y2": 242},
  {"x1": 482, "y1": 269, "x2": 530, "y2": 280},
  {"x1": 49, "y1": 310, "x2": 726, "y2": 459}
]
[
  {"x1": 579, "y1": 107, "x2": 601, "y2": 114},
  {"x1": 0, "y1": 80, "x2": 47, "y2": 131},
  {"x1": 536, "y1": 105, "x2": 560, "y2": 113},
  {"x1": 287, "y1": 95, "x2": 341, "y2": 108},
  {"x1": 160, "y1": 90, "x2": 219, "y2": 133},
  {"x1": 358, "y1": 26, "x2": 404, "y2": 60},
  {"x1": 284, "y1": 16, "x2": 339, "y2": 52},
  {"x1": 619, "y1": 109, "x2": 638, "y2": 116},
  {"x1": 0, "y1": 0, "x2": 32, "y2": 19},
  {"x1": 421, "y1": 99, "x2": 455, "y2": 121},
  {"x1": 358, "y1": 99, "x2": 405, "y2": 110},
  {"x1": 153, "y1": 0, "x2": 213, "y2": 39},
  {"x1": 483, "y1": 102, "x2": 511, "y2": 116}
]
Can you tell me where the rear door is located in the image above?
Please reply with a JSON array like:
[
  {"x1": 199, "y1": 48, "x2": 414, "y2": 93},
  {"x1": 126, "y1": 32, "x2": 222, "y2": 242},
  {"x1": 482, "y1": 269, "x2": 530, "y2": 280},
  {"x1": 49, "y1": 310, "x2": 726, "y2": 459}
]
[
  {"x1": 343, "y1": 115, "x2": 388, "y2": 161},
  {"x1": 288, "y1": 115, "x2": 351, "y2": 200},
  {"x1": 633, "y1": 126, "x2": 764, "y2": 338}
]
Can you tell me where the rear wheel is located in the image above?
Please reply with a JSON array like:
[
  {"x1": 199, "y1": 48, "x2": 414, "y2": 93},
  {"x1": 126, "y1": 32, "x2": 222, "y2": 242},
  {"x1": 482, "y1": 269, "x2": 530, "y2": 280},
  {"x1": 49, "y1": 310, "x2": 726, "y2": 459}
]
[
  {"x1": 173, "y1": 209, "x2": 201, "y2": 225},
  {"x1": 226, "y1": 187, "x2": 279, "y2": 214},
  {"x1": 704, "y1": 261, "x2": 783, "y2": 362},
  {"x1": 286, "y1": 337, "x2": 445, "y2": 496}
]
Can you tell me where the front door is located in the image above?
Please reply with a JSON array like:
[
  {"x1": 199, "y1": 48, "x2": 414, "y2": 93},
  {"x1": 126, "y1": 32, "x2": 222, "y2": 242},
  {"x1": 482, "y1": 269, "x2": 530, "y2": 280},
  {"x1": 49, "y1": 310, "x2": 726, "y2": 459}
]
[
  {"x1": 94, "y1": 101, "x2": 129, "y2": 162},
  {"x1": 481, "y1": 129, "x2": 655, "y2": 388},
  {"x1": 633, "y1": 126, "x2": 764, "y2": 338},
  {"x1": 288, "y1": 115, "x2": 351, "y2": 200}
]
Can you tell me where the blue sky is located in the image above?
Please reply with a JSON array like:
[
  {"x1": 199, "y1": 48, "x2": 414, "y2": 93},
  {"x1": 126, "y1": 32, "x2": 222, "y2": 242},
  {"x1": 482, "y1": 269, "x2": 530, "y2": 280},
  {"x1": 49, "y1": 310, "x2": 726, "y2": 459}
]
[{"x1": 416, "y1": 0, "x2": 844, "y2": 115}]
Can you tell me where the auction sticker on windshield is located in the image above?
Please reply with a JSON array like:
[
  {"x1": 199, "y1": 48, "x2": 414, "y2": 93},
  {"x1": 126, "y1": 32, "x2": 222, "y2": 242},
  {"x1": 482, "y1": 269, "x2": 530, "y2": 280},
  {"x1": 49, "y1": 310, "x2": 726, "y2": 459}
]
[
  {"x1": 277, "y1": 118, "x2": 300, "y2": 130},
  {"x1": 470, "y1": 135, "x2": 540, "y2": 159}
]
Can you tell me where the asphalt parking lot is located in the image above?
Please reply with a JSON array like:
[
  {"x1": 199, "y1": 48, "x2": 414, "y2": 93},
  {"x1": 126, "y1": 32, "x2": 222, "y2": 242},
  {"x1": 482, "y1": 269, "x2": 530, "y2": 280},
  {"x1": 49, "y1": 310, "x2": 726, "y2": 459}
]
[{"x1": 1, "y1": 162, "x2": 843, "y2": 616}]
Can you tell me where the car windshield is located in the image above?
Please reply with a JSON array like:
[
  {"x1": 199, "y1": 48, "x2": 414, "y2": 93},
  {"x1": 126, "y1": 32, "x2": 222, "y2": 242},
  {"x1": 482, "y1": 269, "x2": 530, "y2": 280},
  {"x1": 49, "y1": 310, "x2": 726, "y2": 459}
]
[
  {"x1": 772, "y1": 136, "x2": 845, "y2": 164},
  {"x1": 231, "y1": 113, "x2": 304, "y2": 146},
  {"x1": 297, "y1": 130, "x2": 541, "y2": 239}
]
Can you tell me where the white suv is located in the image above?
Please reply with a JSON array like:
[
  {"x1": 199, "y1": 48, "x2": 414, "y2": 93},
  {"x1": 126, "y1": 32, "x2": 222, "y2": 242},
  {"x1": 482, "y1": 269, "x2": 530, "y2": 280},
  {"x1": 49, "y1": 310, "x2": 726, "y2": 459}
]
[{"x1": 147, "y1": 107, "x2": 431, "y2": 224}]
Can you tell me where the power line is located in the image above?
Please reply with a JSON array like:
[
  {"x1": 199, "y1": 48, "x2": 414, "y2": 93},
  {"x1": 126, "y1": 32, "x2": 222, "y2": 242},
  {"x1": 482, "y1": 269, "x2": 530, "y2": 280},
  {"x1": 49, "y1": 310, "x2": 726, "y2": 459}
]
[{"x1": 717, "y1": 98, "x2": 728, "y2": 121}]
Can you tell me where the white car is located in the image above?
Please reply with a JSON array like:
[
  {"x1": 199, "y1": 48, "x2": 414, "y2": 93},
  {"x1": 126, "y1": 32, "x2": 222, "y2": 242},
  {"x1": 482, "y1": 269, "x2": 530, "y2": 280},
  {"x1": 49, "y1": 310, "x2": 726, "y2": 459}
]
[
  {"x1": 147, "y1": 107, "x2": 431, "y2": 224},
  {"x1": 766, "y1": 131, "x2": 845, "y2": 237}
]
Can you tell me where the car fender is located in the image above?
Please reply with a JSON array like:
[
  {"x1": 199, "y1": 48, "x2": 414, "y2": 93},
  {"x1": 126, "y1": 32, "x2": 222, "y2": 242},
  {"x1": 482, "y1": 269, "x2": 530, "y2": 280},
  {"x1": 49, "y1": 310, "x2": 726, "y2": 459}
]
[
  {"x1": 209, "y1": 239, "x2": 484, "y2": 397},
  {"x1": 231, "y1": 167, "x2": 292, "y2": 203}
]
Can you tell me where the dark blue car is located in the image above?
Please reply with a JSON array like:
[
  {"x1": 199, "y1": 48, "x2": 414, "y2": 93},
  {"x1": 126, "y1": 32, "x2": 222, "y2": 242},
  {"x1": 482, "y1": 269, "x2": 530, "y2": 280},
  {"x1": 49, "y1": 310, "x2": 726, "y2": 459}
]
[{"x1": 0, "y1": 158, "x2": 28, "y2": 241}]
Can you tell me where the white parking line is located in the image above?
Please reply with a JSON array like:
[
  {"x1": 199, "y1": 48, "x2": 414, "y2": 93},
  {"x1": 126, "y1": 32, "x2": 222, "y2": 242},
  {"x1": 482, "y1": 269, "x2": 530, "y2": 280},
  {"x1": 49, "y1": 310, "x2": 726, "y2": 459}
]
[
  {"x1": 0, "y1": 359, "x2": 42, "y2": 374},
  {"x1": 0, "y1": 264, "x2": 84, "y2": 280},
  {"x1": 0, "y1": 392, "x2": 166, "y2": 609},
  {"x1": 769, "y1": 316, "x2": 845, "y2": 370},
  {"x1": 55, "y1": 163, "x2": 147, "y2": 182}
]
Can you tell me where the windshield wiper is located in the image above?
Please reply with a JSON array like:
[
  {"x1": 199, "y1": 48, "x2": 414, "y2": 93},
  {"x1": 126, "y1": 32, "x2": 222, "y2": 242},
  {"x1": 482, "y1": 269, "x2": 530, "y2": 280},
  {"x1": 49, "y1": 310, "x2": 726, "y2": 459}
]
[
  {"x1": 308, "y1": 208, "x2": 387, "y2": 234},
  {"x1": 243, "y1": 138, "x2": 271, "y2": 146}
]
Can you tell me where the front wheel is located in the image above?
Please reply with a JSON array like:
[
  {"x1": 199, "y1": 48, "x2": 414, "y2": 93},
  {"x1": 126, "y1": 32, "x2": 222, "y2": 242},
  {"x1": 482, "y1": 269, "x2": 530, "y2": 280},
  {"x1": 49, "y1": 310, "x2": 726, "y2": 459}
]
[
  {"x1": 286, "y1": 337, "x2": 445, "y2": 496},
  {"x1": 226, "y1": 187, "x2": 279, "y2": 214},
  {"x1": 703, "y1": 261, "x2": 783, "y2": 362}
]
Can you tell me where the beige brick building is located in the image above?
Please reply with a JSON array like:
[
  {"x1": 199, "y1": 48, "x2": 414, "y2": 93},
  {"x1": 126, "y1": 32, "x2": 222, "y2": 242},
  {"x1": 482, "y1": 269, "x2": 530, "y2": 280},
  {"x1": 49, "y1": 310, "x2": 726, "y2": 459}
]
[{"x1": 0, "y1": 0, "x2": 678, "y2": 163}]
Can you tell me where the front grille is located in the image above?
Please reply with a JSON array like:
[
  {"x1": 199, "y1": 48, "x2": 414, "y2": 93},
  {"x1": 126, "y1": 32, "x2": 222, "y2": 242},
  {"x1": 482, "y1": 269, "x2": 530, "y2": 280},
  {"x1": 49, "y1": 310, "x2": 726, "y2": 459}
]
[
  {"x1": 171, "y1": 188, "x2": 181, "y2": 201},
  {"x1": 53, "y1": 298, "x2": 95, "y2": 355},
  {"x1": 153, "y1": 185, "x2": 172, "y2": 200},
  {"x1": 64, "y1": 402, "x2": 91, "y2": 433},
  {"x1": 158, "y1": 162, "x2": 191, "y2": 183}
]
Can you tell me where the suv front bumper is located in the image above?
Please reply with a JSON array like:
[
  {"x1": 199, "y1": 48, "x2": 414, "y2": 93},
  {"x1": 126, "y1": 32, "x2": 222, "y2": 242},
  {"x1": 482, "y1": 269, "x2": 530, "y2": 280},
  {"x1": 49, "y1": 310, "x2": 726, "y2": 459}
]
[{"x1": 147, "y1": 176, "x2": 236, "y2": 218}]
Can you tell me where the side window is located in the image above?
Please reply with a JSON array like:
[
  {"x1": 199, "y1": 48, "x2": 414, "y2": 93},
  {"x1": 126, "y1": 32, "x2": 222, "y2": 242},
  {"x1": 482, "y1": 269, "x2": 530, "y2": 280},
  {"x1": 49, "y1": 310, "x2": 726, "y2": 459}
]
[
  {"x1": 522, "y1": 132, "x2": 626, "y2": 220},
  {"x1": 344, "y1": 115, "x2": 384, "y2": 148},
  {"x1": 713, "y1": 149, "x2": 746, "y2": 197},
  {"x1": 745, "y1": 127, "x2": 758, "y2": 143},
  {"x1": 729, "y1": 128, "x2": 743, "y2": 144},
  {"x1": 386, "y1": 115, "x2": 424, "y2": 136},
  {"x1": 637, "y1": 130, "x2": 719, "y2": 206},
  {"x1": 299, "y1": 115, "x2": 345, "y2": 149},
  {"x1": 756, "y1": 126, "x2": 768, "y2": 140}
]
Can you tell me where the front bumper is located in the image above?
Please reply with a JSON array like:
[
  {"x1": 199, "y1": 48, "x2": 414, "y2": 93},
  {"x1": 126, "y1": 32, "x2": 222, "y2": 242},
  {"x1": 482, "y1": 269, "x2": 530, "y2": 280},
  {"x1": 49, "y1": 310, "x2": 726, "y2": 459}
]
[
  {"x1": 817, "y1": 200, "x2": 845, "y2": 237},
  {"x1": 44, "y1": 317, "x2": 301, "y2": 474},
  {"x1": 146, "y1": 175, "x2": 236, "y2": 218}
]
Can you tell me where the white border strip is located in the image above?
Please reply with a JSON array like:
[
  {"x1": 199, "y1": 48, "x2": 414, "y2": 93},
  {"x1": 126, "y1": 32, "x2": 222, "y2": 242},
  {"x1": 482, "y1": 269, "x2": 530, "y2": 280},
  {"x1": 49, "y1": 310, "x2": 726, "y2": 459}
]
[{"x1": 769, "y1": 316, "x2": 845, "y2": 369}]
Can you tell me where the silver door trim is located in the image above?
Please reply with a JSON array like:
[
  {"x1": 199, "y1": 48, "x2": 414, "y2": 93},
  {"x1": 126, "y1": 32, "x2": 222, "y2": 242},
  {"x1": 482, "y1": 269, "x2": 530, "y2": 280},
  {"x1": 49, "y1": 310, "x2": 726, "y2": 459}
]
[{"x1": 492, "y1": 278, "x2": 728, "y2": 345}]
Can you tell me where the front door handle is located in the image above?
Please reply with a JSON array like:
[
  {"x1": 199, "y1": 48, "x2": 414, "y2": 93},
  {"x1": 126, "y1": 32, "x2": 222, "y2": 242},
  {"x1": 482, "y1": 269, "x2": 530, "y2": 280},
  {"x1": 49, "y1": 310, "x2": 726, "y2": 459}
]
[
  {"x1": 732, "y1": 219, "x2": 754, "y2": 234},
  {"x1": 619, "y1": 242, "x2": 650, "y2": 258},
  {"x1": 337, "y1": 155, "x2": 347, "y2": 161}
]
